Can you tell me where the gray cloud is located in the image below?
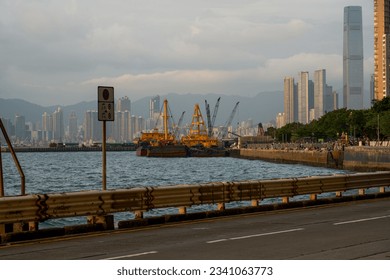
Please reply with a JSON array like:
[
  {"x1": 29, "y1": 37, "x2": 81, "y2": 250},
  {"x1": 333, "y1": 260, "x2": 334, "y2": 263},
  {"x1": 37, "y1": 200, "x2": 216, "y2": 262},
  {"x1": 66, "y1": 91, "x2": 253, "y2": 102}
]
[{"x1": 0, "y1": 0, "x2": 374, "y2": 106}]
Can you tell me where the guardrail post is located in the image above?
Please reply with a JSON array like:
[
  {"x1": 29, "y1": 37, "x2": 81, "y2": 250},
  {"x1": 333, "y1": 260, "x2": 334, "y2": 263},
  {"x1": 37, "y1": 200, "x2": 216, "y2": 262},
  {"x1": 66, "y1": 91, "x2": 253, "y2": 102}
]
[
  {"x1": 179, "y1": 207, "x2": 187, "y2": 214},
  {"x1": 134, "y1": 211, "x2": 144, "y2": 219},
  {"x1": 217, "y1": 203, "x2": 225, "y2": 211},
  {"x1": 359, "y1": 188, "x2": 366, "y2": 195},
  {"x1": 87, "y1": 215, "x2": 114, "y2": 230},
  {"x1": 13, "y1": 222, "x2": 27, "y2": 232},
  {"x1": 0, "y1": 224, "x2": 5, "y2": 235},
  {"x1": 379, "y1": 187, "x2": 385, "y2": 193},
  {"x1": 282, "y1": 197, "x2": 289, "y2": 203},
  {"x1": 29, "y1": 221, "x2": 39, "y2": 231},
  {"x1": 251, "y1": 199, "x2": 259, "y2": 206},
  {"x1": 336, "y1": 191, "x2": 343, "y2": 197},
  {"x1": 310, "y1": 194, "x2": 317, "y2": 201}
]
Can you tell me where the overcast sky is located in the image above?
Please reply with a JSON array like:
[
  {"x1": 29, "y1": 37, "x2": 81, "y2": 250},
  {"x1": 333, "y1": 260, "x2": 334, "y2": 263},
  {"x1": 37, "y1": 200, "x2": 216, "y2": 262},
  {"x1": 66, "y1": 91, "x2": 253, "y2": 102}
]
[{"x1": 0, "y1": 0, "x2": 374, "y2": 106}]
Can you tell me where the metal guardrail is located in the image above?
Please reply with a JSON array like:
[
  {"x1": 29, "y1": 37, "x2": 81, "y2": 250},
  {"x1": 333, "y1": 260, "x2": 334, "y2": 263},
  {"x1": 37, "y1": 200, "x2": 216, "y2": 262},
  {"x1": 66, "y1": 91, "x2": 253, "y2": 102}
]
[{"x1": 0, "y1": 172, "x2": 389, "y2": 229}]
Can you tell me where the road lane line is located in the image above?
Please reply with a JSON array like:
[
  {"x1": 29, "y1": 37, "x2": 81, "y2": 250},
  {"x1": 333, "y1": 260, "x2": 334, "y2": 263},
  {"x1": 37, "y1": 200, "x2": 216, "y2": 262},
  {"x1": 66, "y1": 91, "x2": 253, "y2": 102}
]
[
  {"x1": 207, "y1": 239, "x2": 228, "y2": 244},
  {"x1": 103, "y1": 251, "x2": 158, "y2": 260},
  {"x1": 206, "y1": 228, "x2": 304, "y2": 244},
  {"x1": 334, "y1": 215, "x2": 390, "y2": 226}
]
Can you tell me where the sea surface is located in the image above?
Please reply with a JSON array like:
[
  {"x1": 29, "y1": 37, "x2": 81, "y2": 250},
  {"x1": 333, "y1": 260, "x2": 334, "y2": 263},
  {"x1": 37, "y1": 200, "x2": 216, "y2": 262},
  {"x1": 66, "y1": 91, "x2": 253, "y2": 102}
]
[{"x1": 1, "y1": 151, "x2": 348, "y2": 227}]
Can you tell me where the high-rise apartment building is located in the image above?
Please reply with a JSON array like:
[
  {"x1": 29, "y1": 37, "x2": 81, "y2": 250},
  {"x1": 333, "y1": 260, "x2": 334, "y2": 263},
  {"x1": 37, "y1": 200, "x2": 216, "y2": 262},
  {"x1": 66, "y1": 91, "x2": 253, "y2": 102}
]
[
  {"x1": 374, "y1": 0, "x2": 390, "y2": 100},
  {"x1": 314, "y1": 69, "x2": 326, "y2": 119},
  {"x1": 14, "y1": 115, "x2": 26, "y2": 141},
  {"x1": 343, "y1": 6, "x2": 364, "y2": 109},
  {"x1": 68, "y1": 111, "x2": 78, "y2": 142},
  {"x1": 121, "y1": 111, "x2": 131, "y2": 142},
  {"x1": 298, "y1": 72, "x2": 309, "y2": 124},
  {"x1": 117, "y1": 96, "x2": 131, "y2": 112},
  {"x1": 52, "y1": 107, "x2": 64, "y2": 142},
  {"x1": 149, "y1": 95, "x2": 160, "y2": 119},
  {"x1": 84, "y1": 111, "x2": 101, "y2": 142},
  {"x1": 284, "y1": 77, "x2": 296, "y2": 124}
]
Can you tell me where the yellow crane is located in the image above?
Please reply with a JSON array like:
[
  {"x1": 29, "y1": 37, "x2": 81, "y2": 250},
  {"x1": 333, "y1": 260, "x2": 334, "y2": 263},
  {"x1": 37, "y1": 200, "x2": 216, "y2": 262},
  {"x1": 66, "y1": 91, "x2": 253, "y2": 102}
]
[
  {"x1": 181, "y1": 103, "x2": 219, "y2": 148},
  {"x1": 139, "y1": 99, "x2": 176, "y2": 146}
]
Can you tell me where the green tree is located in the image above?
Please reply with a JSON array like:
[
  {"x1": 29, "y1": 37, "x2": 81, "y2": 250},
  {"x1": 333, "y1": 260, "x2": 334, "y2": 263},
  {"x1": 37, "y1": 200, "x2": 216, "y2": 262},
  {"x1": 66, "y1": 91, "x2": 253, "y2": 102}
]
[{"x1": 274, "y1": 97, "x2": 390, "y2": 142}]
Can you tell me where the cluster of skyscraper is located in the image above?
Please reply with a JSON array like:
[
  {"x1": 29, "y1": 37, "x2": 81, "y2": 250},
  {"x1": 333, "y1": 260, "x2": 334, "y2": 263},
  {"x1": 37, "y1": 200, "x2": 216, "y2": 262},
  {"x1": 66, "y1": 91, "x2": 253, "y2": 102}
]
[
  {"x1": 85, "y1": 96, "x2": 136, "y2": 144},
  {"x1": 0, "y1": 96, "x2": 165, "y2": 146},
  {"x1": 279, "y1": 70, "x2": 338, "y2": 128},
  {"x1": 1, "y1": 107, "x2": 67, "y2": 144},
  {"x1": 280, "y1": 2, "x2": 390, "y2": 128}
]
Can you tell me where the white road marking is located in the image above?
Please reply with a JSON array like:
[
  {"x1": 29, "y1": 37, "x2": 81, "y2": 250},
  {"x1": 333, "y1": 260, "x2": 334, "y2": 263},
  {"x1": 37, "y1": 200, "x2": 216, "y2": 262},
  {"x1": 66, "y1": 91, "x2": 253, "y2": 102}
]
[
  {"x1": 206, "y1": 228, "x2": 305, "y2": 244},
  {"x1": 334, "y1": 215, "x2": 390, "y2": 226},
  {"x1": 103, "y1": 251, "x2": 158, "y2": 260}
]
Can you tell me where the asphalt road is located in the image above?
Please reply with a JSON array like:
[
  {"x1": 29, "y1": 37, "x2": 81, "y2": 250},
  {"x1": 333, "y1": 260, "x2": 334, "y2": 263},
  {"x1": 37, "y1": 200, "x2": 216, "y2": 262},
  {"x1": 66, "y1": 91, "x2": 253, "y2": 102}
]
[{"x1": 0, "y1": 198, "x2": 389, "y2": 260}]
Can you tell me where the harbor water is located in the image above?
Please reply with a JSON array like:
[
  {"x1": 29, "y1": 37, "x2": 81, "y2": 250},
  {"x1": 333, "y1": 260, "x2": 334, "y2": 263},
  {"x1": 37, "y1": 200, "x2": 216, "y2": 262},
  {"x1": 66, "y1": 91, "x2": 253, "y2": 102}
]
[{"x1": 1, "y1": 151, "x2": 347, "y2": 227}]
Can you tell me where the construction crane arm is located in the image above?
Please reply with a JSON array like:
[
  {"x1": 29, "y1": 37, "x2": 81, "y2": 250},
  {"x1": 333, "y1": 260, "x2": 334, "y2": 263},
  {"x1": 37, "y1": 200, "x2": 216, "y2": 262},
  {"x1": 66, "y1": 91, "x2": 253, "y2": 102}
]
[
  {"x1": 174, "y1": 111, "x2": 186, "y2": 139},
  {"x1": 205, "y1": 100, "x2": 212, "y2": 137},
  {"x1": 211, "y1": 97, "x2": 220, "y2": 128},
  {"x1": 222, "y1": 101, "x2": 239, "y2": 138}
]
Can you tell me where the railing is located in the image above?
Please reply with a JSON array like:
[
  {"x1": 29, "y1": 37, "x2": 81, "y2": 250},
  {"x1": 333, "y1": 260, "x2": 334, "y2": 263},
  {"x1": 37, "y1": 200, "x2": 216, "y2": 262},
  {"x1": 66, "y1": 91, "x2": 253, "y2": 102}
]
[
  {"x1": 0, "y1": 172, "x2": 389, "y2": 234},
  {"x1": 0, "y1": 119, "x2": 25, "y2": 196}
]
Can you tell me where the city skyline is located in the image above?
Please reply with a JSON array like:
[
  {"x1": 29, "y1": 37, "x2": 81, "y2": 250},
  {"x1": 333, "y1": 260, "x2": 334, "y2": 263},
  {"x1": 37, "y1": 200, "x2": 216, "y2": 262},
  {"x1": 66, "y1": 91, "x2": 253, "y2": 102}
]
[{"x1": 0, "y1": 1, "x2": 374, "y2": 107}]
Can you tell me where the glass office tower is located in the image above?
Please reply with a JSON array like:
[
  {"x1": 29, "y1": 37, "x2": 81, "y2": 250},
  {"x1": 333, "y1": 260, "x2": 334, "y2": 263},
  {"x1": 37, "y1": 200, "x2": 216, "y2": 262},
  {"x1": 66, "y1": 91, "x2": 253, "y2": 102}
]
[{"x1": 343, "y1": 6, "x2": 364, "y2": 109}]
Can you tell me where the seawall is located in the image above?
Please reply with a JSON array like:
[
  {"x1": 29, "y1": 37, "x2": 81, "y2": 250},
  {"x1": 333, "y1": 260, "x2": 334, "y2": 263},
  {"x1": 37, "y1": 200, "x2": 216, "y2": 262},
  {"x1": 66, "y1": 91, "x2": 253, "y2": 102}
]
[
  {"x1": 343, "y1": 146, "x2": 390, "y2": 171},
  {"x1": 239, "y1": 148, "x2": 332, "y2": 168},
  {"x1": 238, "y1": 146, "x2": 390, "y2": 171}
]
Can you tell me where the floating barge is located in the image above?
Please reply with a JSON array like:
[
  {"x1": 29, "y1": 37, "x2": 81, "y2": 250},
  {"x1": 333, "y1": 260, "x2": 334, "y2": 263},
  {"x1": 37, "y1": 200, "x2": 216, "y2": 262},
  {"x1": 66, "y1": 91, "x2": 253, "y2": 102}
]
[{"x1": 137, "y1": 100, "x2": 229, "y2": 158}]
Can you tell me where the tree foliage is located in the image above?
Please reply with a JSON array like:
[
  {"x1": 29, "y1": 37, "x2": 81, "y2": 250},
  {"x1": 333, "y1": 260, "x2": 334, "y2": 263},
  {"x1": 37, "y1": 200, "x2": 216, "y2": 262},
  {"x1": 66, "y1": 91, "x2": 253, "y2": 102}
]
[{"x1": 275, "y1": 97, "x2": 390, "y2": 142}]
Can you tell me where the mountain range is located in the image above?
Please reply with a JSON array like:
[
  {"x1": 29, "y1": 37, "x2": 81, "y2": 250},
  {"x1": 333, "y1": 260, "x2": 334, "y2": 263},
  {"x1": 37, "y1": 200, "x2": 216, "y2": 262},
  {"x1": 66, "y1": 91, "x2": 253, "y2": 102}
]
[{"x1": 0, "y1": 92, "x2": 283, "y2": 127}]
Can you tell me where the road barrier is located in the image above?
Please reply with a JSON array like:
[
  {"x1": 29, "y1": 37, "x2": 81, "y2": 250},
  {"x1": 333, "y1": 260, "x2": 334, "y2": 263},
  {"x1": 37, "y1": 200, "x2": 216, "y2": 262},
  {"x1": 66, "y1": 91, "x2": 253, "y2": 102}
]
[{"x1": 0, "y1": 172, "x2": 389, "y2": 237}]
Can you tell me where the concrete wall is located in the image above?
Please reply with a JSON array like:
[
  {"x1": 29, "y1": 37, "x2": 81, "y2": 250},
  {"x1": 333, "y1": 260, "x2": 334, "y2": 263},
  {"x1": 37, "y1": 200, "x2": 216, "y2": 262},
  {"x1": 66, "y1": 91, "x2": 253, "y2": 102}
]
[
  {"x1": 343, "y1": 147, "x2": 390, "y2": 171},
  {"x1": 239, "y1": 147, "x2": 390, "y2": 171},
  {"x1": 239, "y1": 148, "x2": 329, "y2": 167}
]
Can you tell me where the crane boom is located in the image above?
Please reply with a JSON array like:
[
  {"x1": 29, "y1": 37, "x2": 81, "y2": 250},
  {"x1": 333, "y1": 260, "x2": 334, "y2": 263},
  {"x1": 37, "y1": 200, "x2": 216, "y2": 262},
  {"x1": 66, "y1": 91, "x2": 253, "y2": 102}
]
[
  {"x1": 211, "y1": 97, "x2": 221, "y2": 128},
  {"x1": 222, "y1": 101, "x2": 239, "y2": 138},
  {"x1": 205, "y1": 100, "x2": 212, "y2": 137},
  {"x1": 174, "y1": 111, "x2": 185, "y2": 139}
]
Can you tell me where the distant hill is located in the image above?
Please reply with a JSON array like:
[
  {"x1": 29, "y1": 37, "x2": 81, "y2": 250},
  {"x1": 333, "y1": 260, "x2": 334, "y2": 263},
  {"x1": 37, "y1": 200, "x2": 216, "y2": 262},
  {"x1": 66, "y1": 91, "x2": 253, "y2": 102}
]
[{"x1": 0, "y1": 91, "x2": 283, "y2": 126}]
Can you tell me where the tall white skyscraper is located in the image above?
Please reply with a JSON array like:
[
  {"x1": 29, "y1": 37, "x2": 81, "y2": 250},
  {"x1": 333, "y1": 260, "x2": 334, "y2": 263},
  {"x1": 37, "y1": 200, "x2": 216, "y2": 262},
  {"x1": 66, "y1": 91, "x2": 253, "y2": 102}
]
[
  {"x1": 52, "y1": 107, "x2": 64, "y2": 142},
  {"x1": 343, "y1": 6, "x2": 364, "y2": 109},
  {"x1": 68, "y1": 111, "x2": 78, "y2": 142},
  {"x1": 314, "y1": 69, "x2": 326, "y2": 119},
  {"x1": 149, "y1": 95, "x2": 160, "y2": 119},
  {"x1": 284, "y1": 77, "x2": 295, "y2": 124},
  {"x1": 84, "y1": 111, "x2": 101, "y2": 142},
  {"x1": 298, "y1": 72, "x2": 309, "y2": 124}
]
